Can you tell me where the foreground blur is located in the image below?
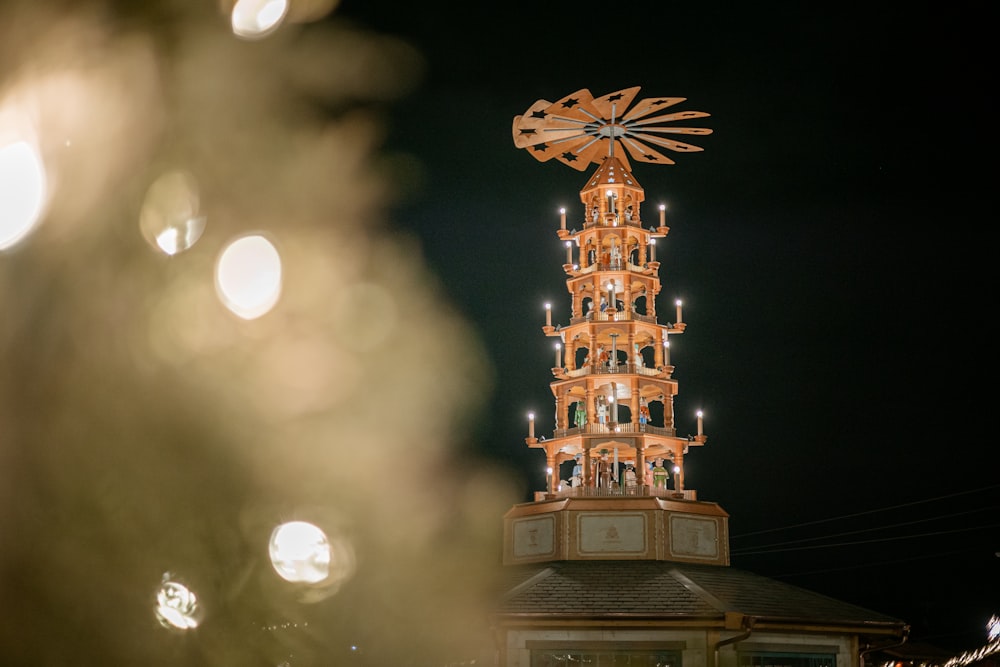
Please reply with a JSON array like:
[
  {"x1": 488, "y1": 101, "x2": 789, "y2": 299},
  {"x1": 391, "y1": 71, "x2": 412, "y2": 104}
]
[{"x1": 0, "y1": 1, "x2": 514, "y2": 664}]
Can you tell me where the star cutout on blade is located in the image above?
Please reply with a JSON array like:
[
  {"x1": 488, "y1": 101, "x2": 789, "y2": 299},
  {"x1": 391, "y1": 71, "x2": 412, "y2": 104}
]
[{"x1": 512, "y1": 86, "x2": 713, "y2": 172}]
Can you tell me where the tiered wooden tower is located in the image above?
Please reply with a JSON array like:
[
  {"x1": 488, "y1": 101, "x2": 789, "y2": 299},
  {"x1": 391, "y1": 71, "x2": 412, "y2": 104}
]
[
  {"x1": 503, "y1": 86, "x2": 728, "y2": 566},
  {"x1": 493, "y1": 87, "x2": 909, "y2": 667}
]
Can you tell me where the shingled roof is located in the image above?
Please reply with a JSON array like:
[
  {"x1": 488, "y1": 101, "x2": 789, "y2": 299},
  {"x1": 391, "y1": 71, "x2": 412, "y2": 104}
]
[{"x1": 495, "y1": 560, "x2": 905, "y2": 629}]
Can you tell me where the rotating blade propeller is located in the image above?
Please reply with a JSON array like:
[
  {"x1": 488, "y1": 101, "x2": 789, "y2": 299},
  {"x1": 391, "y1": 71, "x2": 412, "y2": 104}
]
[{"x1": 513, "y1": 87, "x2": 711, "y2": 170}]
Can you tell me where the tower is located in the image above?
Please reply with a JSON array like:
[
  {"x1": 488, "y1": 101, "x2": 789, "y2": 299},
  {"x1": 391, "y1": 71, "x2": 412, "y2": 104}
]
[
  {"x1": 493, "y1": 87, "x2": 907, "y2": 667},
  {"x1": 532, "y1": 104, "x2": 707, "y2": 501},
  {"x1": 504, "y1": 86, "x2": 726, "y2": 566}
]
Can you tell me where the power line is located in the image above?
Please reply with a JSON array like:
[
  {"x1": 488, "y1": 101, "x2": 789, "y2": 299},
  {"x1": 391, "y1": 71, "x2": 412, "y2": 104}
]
[
  {"x1": 761, "y1": 546, "x2": 982, "y2": 579},
  {"x1": 730, "y1": 505, "x2": 1000, "y2": 554},
  {"x1": 730, "y1": 484, "x2": 1000, "y2": 540},
  {"x1": 732, "y1": 520, "x2": 1000, "y2": 556}
]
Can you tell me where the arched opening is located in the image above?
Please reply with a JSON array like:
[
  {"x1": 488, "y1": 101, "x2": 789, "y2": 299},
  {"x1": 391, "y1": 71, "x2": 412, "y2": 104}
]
[
  {"x1": 617, "y1": 404, "x2": 633, "y2": 424},
  {"x1": 648, "y1": 397, "x2": 665, "y2": 427},
  {"x1": 633, "y1": 293, "x2": 648, "y2": 315}
]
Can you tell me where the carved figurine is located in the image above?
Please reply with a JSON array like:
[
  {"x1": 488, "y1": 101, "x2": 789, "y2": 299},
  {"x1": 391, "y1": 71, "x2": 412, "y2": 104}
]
[{"x1": 652, "y1": 457, "x2": 668, "y2": 489}]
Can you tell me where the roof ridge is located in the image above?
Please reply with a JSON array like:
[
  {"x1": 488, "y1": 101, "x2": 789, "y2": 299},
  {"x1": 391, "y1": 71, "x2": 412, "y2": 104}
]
[
  {"x1": 668, "y1": 568, "x2": 733, "y2": 613},
  {"x1": 500, "y1": 567, "x2": 556, "y2": 602}
]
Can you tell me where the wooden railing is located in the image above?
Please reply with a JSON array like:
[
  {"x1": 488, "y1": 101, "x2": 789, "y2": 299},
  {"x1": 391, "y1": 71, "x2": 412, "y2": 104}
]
[
  {"x1": 534, "y1": 486, "x2": 697, "y2": 501},
  {"x1": 554, "y1": 424, "x2": 676, "y2": 438},
  {"x1": 568, "y1": 311, "x2": 659, "y2": 325}
]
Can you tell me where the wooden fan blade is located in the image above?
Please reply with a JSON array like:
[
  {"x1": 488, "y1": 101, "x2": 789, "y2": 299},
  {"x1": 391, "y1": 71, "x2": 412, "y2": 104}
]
[
  {"x1": 629, "y1": 126, "x2": 714, "y2": 136},
  {"x1": 512, "y1": 99, "x2": 555, "y2": 148},
  {"x1": 621, "y1": 97, "x2": 687, "y2": 122},
  {"x1": 553, "y1": 144, "x2": 602, "y2": 171},
  {"x1": 620, "y1": 137, "x2": 676, "y2": 165},
  {"x1": 530, "y1": 138, "x2": 597, "y2": 169},
  {"x1": 590, "y1": 87, "x2": 642, "y2": 121},
  {"x1": 543, "y1": 88, "x2": 596, "y2": 115},
  {"x1": 631, "y1": 132, "x2": 706, "y2": 153},
  {"x1": 573, "y1": 138, "x2": 612, "y2": 167},
  {"x1": 628, "y1": 110, "x2": 712, "y2": 128}
]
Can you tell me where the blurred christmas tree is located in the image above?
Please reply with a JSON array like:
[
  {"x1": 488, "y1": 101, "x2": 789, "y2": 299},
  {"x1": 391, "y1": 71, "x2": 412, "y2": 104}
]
[{"x1": 1, "y1": 1, "x2": 512, "y2": 664}]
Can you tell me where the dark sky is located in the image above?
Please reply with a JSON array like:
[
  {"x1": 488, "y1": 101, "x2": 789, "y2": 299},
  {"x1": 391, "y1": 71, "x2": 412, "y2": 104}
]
[{"x1": 336, "y1": 0, "x2": 995, "y2": 655}]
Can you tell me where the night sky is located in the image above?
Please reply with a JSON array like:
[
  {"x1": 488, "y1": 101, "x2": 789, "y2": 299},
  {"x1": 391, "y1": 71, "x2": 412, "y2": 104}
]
[{"x1": 336, "y1": 0, "x2": 996, "y2": 655}]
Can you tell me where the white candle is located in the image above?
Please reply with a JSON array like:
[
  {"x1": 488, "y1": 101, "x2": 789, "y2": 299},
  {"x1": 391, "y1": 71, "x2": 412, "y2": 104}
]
[
  {"x1": 559, "y1": 207, "x2": 566, "y2": 230},
  {"x1": 659, "y1": 204, "x2": 666, "y2": 226},
  {"x1": 675, "y1": 299, "x2": 683, "y2": 323},
  {"x1": 650, "y1": 239, "x2": 656, "y2": 262},
  {"x1": 664, "y1": 339, "x2": 670, "y2": 365},
  {"x1": 565, "y1": 240, "x2": 572, "y2": 264},
  {"x1": 555, "y1": 343, "x2": 561, "y2": 367},
  {"x1": 528, "y1": 412, "x2": 535, "y2": 438},
  {"x1": 545, "y1": 302, "x2": 552, "y2": 327},
  {"x1": 696, "y1": 410, "x2": 703, "y2": 436}
]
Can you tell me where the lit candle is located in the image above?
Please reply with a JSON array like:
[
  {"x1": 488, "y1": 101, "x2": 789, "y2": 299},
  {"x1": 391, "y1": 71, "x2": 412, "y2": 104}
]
[
  {"x1": 565, "y1": 240, "x2": 572, "y2": 264},
  {"x1": 675, "y1": 299, "x2": 683, "y2": 323},
  {"x1": 528, "y1": 412, "x2": 535, "y2": 438},
  {"x1": 555, "y1": 342, "x2": 562, "y2": 367},
  {"x1": 545, "y1": 302, "x2": 552, "y2": 327},
  {"x1": 696, "y1": 410, "x2": 703, "y2": 436},
  {"x1": 659, "y1": 203, "x2": 666, "y2": 226},
  {"x1": 546, "y1": 466, "x2": 553, "y2": 490},
  {"x1": 664, "y1": 339, "x2": 670, "y2": 365},
  {"x1": 559, "y1": 207, "x2": 566, "y2": 230},
  {"x1": 650, "y1": 238, "x2": 656, "y2": 262}
]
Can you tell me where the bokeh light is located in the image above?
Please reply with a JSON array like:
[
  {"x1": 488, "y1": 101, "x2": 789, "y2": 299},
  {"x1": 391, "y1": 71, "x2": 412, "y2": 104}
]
[
  {"x1": 215, "y1": 233, "x2": 282, "y2": 319},
  {"x1": 139, "y1": 170, "x2": 206, "y2": 256},
  {"x1": 155, "y1": 574, "x2": 203, "y2": 630},
  {"x1": 269, "y1": 521, "x2": 331, "y2": 584},
  {"x1": 0, "y1": 140, "x2": 47, "y2": 250},
  {"x1": 231, "y1": 0, "x2": 288, "y2": 39}
]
